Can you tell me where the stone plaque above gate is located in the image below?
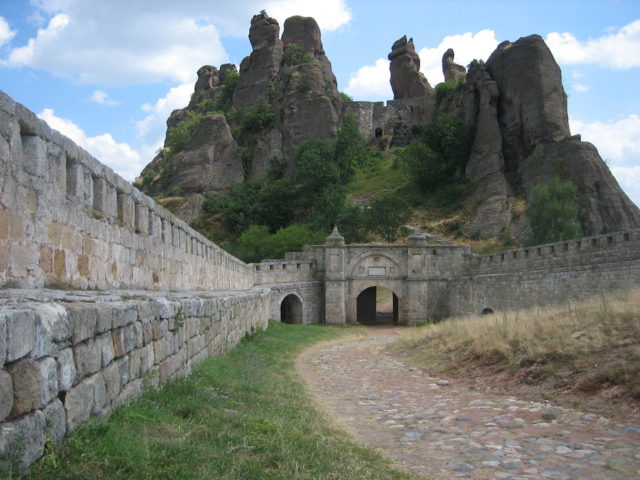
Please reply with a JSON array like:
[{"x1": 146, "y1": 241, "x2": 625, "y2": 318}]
[{"x1": 368, "y1": 267, "x2": 385, "y2": 276}]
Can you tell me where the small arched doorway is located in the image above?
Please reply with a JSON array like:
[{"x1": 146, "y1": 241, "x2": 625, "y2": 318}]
[
  {"x1": 356, "y1": 286, "x2": 398, "y2": 325},
  {"x1": 481, "y1": 307, "x2": 494, "y2": 316},
  {"x1": 280, "y1": 294, "x2": 303, "y2": 324}
]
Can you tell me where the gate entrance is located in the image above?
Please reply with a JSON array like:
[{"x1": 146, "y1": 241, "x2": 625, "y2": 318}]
[
  {"x1": 356, "y1": 286, "x2": 398, "y2": 325},
  {"x1": 280, "y1": 294, "x2": 302, "y2": 324}
]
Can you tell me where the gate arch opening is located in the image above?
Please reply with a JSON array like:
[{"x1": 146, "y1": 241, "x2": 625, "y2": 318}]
[
  {"x1": 280, "y1": 294, "x2": 303, "y2": 324},
  {"x1": 356, "y1": 286, "x2": 398, "y2": 325}
]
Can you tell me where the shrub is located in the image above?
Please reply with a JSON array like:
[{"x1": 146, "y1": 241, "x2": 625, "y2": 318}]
[
  {"x1": 167, "y1": 111, "x2": 204, "y2": 153},
  {"x1": 283, "y1": 43, "x2": 313, "y2": 65},
  {"x1": 339, "y1": 92, "x2": 353, "y2": 102},
  {"x1": 239, "y1": 99, "x2": 275, "y2": 134},
  {"x1": 217, "y1": 69, "x2": 239, "y2": 112},
  {"x1": 294, "y1": 139, "x2": 341, "y2": 201},
  {"x1": 434, "y1": 80, "x2": 461, "y2": 103},
  {"x1": 368, "y1": 196, "x2": 411, "y2": 242},
  {"x1": 525, "y1": 176, "x2": 582, "y2": 246}
]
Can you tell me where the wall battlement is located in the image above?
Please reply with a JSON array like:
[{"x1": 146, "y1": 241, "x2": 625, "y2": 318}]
[{"x1": 0, "y1": 90, "x2": 252, "y2": 292}]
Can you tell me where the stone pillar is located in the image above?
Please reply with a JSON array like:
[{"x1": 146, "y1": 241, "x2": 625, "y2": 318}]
[
  {"x1": 406, "y1": 232, "x2": 429, "y2": 325},
  {"x1": 324, "y1": 227, "x2": 346, "y2": 325}
]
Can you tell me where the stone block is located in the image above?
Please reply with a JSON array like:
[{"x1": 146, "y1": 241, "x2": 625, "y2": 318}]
[
  {"x1": 112, "y1": 304, "x2": 137, "y2": 328},
  {"x1": 0, "y1": 409, "x2": 45, "y2": 472},
  {"x1": 56, "y1": 347, "x2": 76, "y2": 392},
  {"x1": 42, "y1": 398, "x2": 66, "y2": 446},
  {"x1": 4, "y1": 309, "x2": 36, "y2": 362},
  {"x1": 125, "y1": 321, "x2": 142, "y2": 352},
  {"x1": 30, "y1": 303, "x2": 70, "y2": 358},
  {"x1": 97, "y1": 332, "x2": 115, "y2": 367},
  {"x1": 0, "y1": 370, "x2": 13, "y2": 422},
  {"x1": 112, "y1": 379, "x2": 142, "y2": 410},
  {"x1": 102, "y1": 361, "x2": 121, "y2": 403},
  {"x1": 112, "y1": 327, "x2": 127, "y2": 357},
  {"x1": 152, "y1": 319, "x2": 168, "y2": 340},
  {"x1": 8, "y1": 357, "x2": 57, "y2": 417},
  {"x1": 0, "y1": 313, "x2": 5, "y2": 366},
  {"x1": 73, "y1": 339, "x2": 101, "y2": 379},
  {"x1": 95, "y1": 304, "x2": 113, "y2": 333},
  {"x1": 86, "y1": 373, "x2": 106, "y2": 415},
  {"x1": 185, "y1": 317, "x2": 200, "y2": 339},
  {"x1": 66, "y1": 305, "x2": 97, "y2": 344},
  {"x1": 65, "y1": 379, "x2": 93, "y2": 432}
]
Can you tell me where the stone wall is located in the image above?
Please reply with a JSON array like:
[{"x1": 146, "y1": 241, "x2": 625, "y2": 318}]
[
  {"x1": 449, "y1": 230, "x2": 640, "y2": 316},
  {"x1": 0, "y1": 288, "x2": 270, "y2": 470},
  {"x1": 0, "y1": 90, "x2": 254, "y2": 291}
]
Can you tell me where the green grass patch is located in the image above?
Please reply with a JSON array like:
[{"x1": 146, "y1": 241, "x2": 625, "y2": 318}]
[
  {"x1": 26, "y1": 322, "x2": 417, "y2": 480},
  {"x1": 347, "y1": 154, "x2": 410, "y2": 202}
]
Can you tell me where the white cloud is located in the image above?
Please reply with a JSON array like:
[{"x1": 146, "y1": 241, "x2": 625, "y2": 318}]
[
  {"x1": 572, "y1": 83, "x2": 590, "y2": 93},
  {"x1": 345, "y1": 29, "x2": 499, "y2": 101},
  {"x1": 136, "y1": 83, "x2": 194, "y2": 160},
  {"x1": 570, "y1": 114, "x2": 640, "y2": 206},
  {"x1": 6, "y1": 7, "x2": 225, "y2": 85},
  {"x1": 37, "y1": 108, "x2": 143, "y2": 181},
  {"x1": 344, "y1": 58, "x2": 392, "y2": 100},
  {"x1": 4, "y1": 0, "x2": 351, "y2": 86},
  {"x1": 572, "y1": 70, "x2": 584, "y2": 79},
  {"x1": 418, "y1": 29, "x2": 499, "y2": 86},
  {"x1": 263, "y1": 0, "x2": 351, "y2": 32},
  {"x1": 0, "y1": 17, "x2": 16, "y2": 47},
  {"x1": 546, "y1": 19, "x2": 640, "y2": 69},
  {"x1": 570, "y1": 114, "x2": 640, "y2": 164},
  {"x1": 90, "y1": 90, "x2": 119, "y2": 106}
]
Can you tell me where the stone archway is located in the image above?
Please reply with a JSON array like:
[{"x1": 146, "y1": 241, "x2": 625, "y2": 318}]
[
  {"x1": 356, "y1": 286, "x2": 399, "y2": 325},
  {"x1": 280, "y1": 294, "x2": 303, "y2": 324}
]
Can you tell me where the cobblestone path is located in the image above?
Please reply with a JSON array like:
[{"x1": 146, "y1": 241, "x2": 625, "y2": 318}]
[{"x1": 297, "y1": 329, "x2": 640, "y2": 480}]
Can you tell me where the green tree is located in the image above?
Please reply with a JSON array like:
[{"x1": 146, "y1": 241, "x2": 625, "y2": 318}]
[
  {"x1": 368, "y1": 196, "x2": 411, "y2": 242},
  {"x1": 526, "y1": 177, "x2": 582, "y2": 245},
  {"x1": 336, "y1": 204, "x2": 372, "y2": 243},
  {"x1": 294, "y1": 139, "x2": 341, "y2": 202},
  {"x1": 422, "y1": 114, "x2": 470, "y2": 177},
  {"x1": 334, "y1": 113, "x2": 368, "y2": 179},
  {"x1": 228, "y1": 224, "x2": 324, "y2": 263},
  {"x1": 398, "y1": 140, "x2": 446, "y2": 192},
  {"x1": 310, "y1": 185, "x2": 347, "y2": 232}
]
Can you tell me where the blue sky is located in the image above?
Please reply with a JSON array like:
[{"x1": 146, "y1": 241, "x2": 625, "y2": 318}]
[{"x1": 1, "y1": 0, "x2": 639, "y2": 205}]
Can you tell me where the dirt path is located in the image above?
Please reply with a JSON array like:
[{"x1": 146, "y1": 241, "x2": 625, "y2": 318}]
[{"x1": 297, "y1": 328, "x2": 640, "y2": 480}]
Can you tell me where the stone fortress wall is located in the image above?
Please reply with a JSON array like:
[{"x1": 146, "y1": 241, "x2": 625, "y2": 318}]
[
  {"x1": 0, "y1": 90, "x2": 253, "y2": 292},
  {"x1": 1, "y1": 90, "x2": 639, "y2": 470},
  {"x1": 449, "y1": 229, "x2": 640, "y2": 316}
]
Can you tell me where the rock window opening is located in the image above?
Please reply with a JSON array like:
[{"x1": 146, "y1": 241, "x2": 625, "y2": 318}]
[{"x1": 481, "y1": 308, "x2": 494, "y2": 316}]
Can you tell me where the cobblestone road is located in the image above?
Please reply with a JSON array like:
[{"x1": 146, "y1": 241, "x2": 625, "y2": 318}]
[{"x1": 297, "y1": 329, "x2": 640, "y2": 480}]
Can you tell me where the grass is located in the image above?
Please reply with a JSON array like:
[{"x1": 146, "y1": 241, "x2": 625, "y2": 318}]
[
  {"x1": 347, "y1": 154, "x2": 410, "y2": 203},
  {"x1": 393, "y1": 288, "x2": 640, "y2": 407},
  {"x1": 25, "y1": 322, "x2": 418, "y2": 480}
]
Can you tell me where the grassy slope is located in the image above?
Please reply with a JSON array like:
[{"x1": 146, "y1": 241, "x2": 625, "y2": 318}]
[
  {"x1": 25, "y1": 323, "x2": 418, "y2": 480},
  {"x1": 392, "y1": 288, "x2": 640, "y2": 419}
]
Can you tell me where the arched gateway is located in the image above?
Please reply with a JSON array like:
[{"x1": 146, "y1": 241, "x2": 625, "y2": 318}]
[{"x1": 253, "y1": 226, "x2": 640, "y2": 326}]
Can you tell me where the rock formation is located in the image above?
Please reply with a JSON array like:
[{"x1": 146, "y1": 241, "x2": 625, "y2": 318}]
[
  {"x1": 138, "y1": 15, "x2": 639, "y2": 239},
  {"x1": 139, "y1": 12, "x2": 341, "y2": 222},
  {"x1": 388, "y1": 35, "x2": 433, "y2": 99},
  {"x1": 442, "y1": 48, "x2": 466, "y2": 83}
]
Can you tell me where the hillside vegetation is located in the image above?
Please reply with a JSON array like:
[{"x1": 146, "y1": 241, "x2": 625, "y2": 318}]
[{"x1": 392, "y1": 288, "x2": 640, "y2": 419}]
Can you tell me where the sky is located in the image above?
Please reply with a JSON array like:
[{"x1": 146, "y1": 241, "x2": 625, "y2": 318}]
[{"x1": 0, "y1": 0, "x2": 639, "y2": 205}]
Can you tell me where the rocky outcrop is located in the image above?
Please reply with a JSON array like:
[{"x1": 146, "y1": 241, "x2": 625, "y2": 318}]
[
  {"x1": 138, "y1": 15, "x2": 639, "y2": 240},
  {"x1": 484, "y1": 34, "x2": 639, "y2": 236},
  {"x1": 388, "y1": 36, "x2": 433, "y2": 99},
  {"x1": 233, "y1": 12, "x2": 283, "y2": 109},
  {"x1": 486, "y1": 35, "x2": 570, "y2": 160},
  {"x1": 139, "y1": 13, "x2": 341, "y2": 220},
  {"x1": 464, "y1": 66, "x2": 514, "y2": 237},
  {"x1": 442, "y1": 48, "x2": 466, "y2": 83}
]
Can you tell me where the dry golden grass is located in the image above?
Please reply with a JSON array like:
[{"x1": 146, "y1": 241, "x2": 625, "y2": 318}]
[{"x1": 393, "y1": 288, "x2": 640, "y2": 404}]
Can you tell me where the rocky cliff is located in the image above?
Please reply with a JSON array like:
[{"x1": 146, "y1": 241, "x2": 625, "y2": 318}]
[
  {"x1": 138, "y1": 14, "x2": 639, "y2": 240},
  {"x1": 139, "y1": 12, "x2": 341, "y2": 223}
]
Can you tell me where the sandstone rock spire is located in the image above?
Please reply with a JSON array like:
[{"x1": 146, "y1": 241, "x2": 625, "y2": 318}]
[{"x1": 388, "y1": 35, "x2": 432, "y2": 99}]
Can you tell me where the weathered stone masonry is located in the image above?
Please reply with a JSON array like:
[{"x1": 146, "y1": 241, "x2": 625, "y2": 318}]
[{"x1": 1, "y1": 89, "x2": 639, "y2": 470}]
